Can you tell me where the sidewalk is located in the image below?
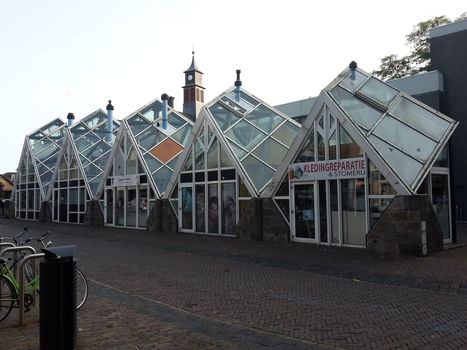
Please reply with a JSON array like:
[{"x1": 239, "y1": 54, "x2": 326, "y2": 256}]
[{"x1": 1, "y1": 218, "x2": 467, "y2": 349}]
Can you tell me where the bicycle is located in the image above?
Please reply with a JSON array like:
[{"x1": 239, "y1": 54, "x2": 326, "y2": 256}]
[{"x1": 0, "y1": 229, "x2": 88, "y2": 322}]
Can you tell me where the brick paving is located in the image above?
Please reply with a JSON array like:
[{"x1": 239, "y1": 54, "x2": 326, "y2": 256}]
[{"x1": 1, "y1": 218, "x2": 467, "y2": 349}]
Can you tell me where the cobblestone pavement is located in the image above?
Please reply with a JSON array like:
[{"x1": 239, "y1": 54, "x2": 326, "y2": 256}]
[{"x1": 1, "y1": 218, "x2": 467, "y2": 349}]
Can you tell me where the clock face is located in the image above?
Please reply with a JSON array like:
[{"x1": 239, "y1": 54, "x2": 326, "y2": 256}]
[{"x1": 187, "y1": 74, "x2": 193, "y2": 81}]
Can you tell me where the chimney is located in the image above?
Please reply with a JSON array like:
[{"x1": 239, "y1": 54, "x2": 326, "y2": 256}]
[
  {"x1": 168, "y1": 96, "x2": 174, "y2": 108},
  {"x1": 349, "y1": 61, "x2": 357, "y2": 81},
  {"x1": 67, "y1": 113, "x2": 75, "y2": 127},
  {"x1": 234, "y1": 69, "x2": 242, "y2": 102},
  {"x1": 161, "y1": 93, "x2": 169, "y2": 130},
  {"x1": 106, "y1": 100, "x2": 114, "y2": 143}
]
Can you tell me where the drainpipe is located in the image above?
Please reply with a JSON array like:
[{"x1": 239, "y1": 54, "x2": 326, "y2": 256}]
[
  {"x1": 66, "y1": 113, "x2": 75, "y2": 127},
  {"x1": 234, "y1": 69, "x2": 242, "y2": 102},
  {"x1": 106, "y1": 100, "x2": 114, "y2": 143},
  {"x1": 161, "y1": 93, "x2": 169, "y2": 130}
]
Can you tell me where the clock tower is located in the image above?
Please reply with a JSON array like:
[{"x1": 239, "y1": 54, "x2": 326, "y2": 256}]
[{"x1": 183, "y1": 51, "x2": 204, "y2": 121}]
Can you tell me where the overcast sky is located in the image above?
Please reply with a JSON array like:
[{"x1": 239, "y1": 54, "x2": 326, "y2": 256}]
[{"x1": 1, "y1": 0, "x2": 465, "y2": 173}]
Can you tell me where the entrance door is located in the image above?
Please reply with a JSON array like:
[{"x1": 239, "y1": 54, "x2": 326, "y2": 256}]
[
  {"x1": 431, "y1": 173, "x2": 451, "y2": 242},
  {"x1": 292, "y1": 183, "x2": 316, "y2": 242},
  {"x1": 180, "y1": 185, "x2": 194, "y2": 231}
]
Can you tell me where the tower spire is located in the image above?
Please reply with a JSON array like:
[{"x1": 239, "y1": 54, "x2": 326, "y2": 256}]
[{"x1": 183, "y1": 51, "x2": 205, "y2": 121}]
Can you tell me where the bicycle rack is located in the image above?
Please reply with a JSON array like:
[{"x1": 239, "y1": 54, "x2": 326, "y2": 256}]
[
  {"x1": 0, "y1": 246, "x2": 36, "y2": 282},
  {"x1": 18, "y1": 253, "x2": 45, "y2": 326},
  {"x1": 0, "y1": 242, "x2": 15, "y2": 253}
]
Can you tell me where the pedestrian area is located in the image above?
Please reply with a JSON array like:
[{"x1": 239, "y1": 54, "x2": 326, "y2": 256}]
[{"x1": 1, "y1": 218, "x2": 467, "y2": 349}]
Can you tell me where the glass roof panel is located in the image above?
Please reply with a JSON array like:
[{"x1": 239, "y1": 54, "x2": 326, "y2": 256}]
[
  {"x1": 140, "y1": 101, "x2": 162, "y2": 122},
  {"x1": 227, "y1": 140, "x2": 248, "y2": 160},
  {"x1": 358, "y1": 77, "x2": 398, "y2": 107},
  {"x1": 127, "y1": 115, "x2": 150, "y2": 136},
  {"x1": 40, "y1": 119, "x2": 64, "y2": 136},
  {"x1": 83, "y1": 163, "x2": 101, "y2": 179},
  {"x1": 143, "y1": 153, "x2": 162, "y2": 172},
  {"x1": 167, "y1": 112, "x2": 187, "y2": 129},
  {"x1": 88, "y1": 179, "x2": 100, "y2": 196},
  {"x1": 153, "y1": 166, "x2": 172, "y2": 194},
  {"x1": 225, "y1": 120, "x2": 267, "y2": 151},
  {"x1": 171, "y1": 125, "x2": 192, "y2": 145},
  {"x1": 271, "y1": 122, "x2": 299, "y2": 147},
  {"x1": 93, "y1": 153, "x2": 111, "y2": 168},
  {"x1": 194, "y1": 139, "x2": 205, "y2": 170},
  {"x1": 137, "y1": 127, "x2": 166, "y2": 151},
  {"x1": 220, "y1": 145, "x2": 233, "y2": 167},
  {"x1": 166, "y1": 155, "x2": 179, "y2": 170},
  {"x1": 75, "y1": 132, "x2": 100, "y2": 152},
  {"x1": 338, "y1": 70, "x2": 367, "y2": 92},
  {"x1": 220, "y1": 97, "x2": 247, "y2": 114},
  {"x1": 330, "y1": 86, "x2": 382, "y2": 130},
  {"x1": 29, "y1": 131, "x2": 44, "y2": 144},
  {"x1": 225, "y1": 90, "x2": 260, "y2": 112},
  {"x1": 241, "y1": 155, "x2": 275, "y2": 192},
  {"x1": 207, "y1": 138, "x2": 218, "y2": 169},
  {"x1": 252, "y1": 138, "x2": 288, "y2": 170},
  {"x1": 30, "y1": 138, "x2": 53, "y2": 154},
  {"x1": 209, "y1": 103, "x2": 240, "y2": 132},
  {"x1": 372, "y1": 116, "x2": 437, "y2": 163},
  {"x1": 246, "y1": 105, "x2": 284, "y2": 133},
  {"x1": 183, "y1": 149, "x2": 193, "y2": 171},
  {"x1": 35, "y1": 143, "x2": 59, "y2": 161},
  {"x1": 84, "y1": 112, "x2": 107, "y2": 129},
  {"x1": 390, "y1": 97, "x2": 450, "y2": 141},
  {"x1": 71, "y1": 124, "x2": 89, "y2": 140},
  {"x1": 368, "y1": 135, "x2": 423, "y2": 186}
]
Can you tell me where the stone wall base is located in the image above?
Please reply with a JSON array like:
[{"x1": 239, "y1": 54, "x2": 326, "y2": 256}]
[
  {"x1": 83, "y1": 200, "x2": 104, "y2": 226},
  {"x1": 39, "y1": 201, "x2": 52, "y2": 223},
  {"x1": 147, "y1": 199, "x2": 178, "y2": 233},
  {"x1": 367, "y1": 195, "x2": 444, "y2": 256}
]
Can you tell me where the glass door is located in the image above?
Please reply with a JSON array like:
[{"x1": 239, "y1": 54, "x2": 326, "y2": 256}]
[
  {"x1": 292, "y1": 183, "x2": 316, "y2": 242},
  {"x1": 180, "y1": 185, "x2": 194, "y2": 231},
  {"x1": 431, "y1": 173, "x2": 451, "y2": 242}
]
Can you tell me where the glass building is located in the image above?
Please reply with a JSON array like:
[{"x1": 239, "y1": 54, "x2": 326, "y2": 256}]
[
  {"x1": 164, "y1": 85, "x2": 301, "y2": 235},
  {"x1": 14, "y1": 119, "x2": 66, "y2": 220},
  {"x1": 101, "y1": 98, "x2": 193, "y2": 229},
  {"x1": 51, "y1": 109, "x2": 119, "y2": 224},
  {"x1": 276, "y1": 65, "x2": 457, "y2": 247}
]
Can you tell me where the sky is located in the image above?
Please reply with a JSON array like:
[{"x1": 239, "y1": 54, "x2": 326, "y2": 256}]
[{"x1": 1, "y1": 0, "x2": 465, "y2": 173}]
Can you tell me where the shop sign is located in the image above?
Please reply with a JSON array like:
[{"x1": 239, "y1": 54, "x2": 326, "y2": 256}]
[
  {"x1": 288, "y1": 158, "x2": 366, "y2": 181},
  {"x1": 112, "y1": 175, "x2": 140, "y2": 187}
]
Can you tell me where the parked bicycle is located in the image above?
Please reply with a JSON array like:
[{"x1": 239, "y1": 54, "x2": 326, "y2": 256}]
[{"x1": 0, "y1": 228, "x2": 88, "y2": 322}]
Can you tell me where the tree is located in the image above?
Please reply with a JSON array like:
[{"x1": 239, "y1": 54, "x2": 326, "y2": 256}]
[{"x1": 374, "y1": 13, "x2": 466, "y2": 79}]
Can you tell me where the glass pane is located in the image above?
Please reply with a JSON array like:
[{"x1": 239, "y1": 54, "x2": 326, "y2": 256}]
[
  {"x1": 329, "y1": 130, "x2": 337, "y2": 160},
  {"x1": 166, "y1": 155, "x2": 179, "y2": 170},
  {"x1": 317, "y1": 133, "x2": 325, "y2": 161},
  {"x1": 338, "y1": 70, "x2": 367, "y2": 92},
  {"x1": 330, "y1": 86, "x2": 382, "y2": 130},
  {"x1": 431, "y1": 174, "x2": 450, "y2": 240},
  {"x1": 128, "y1": 116, "x2": 150, "y2": 136},
  {"x1": 207, "y1": 138, "x2": 218, "y2": 169},
  {"x1": 75, "y1": 133, "x2": 99, "y2": 152},
  {"x1": 69, "y1": 188, "x2": 78, "y2": 211},
  {"x1": 275, "y1": 178, "x2": 289, "y2": 197},
  {"x1": 294, "y1": 184, "x2": 315, "y2": 239},
  {"x1": 183, "y1": 150, "x2": 193, "y2": 171},
  {"x1": 220, "y1": 145, "x2": 233, "y2": 167},
  {"x1": 221, "y1": 183, "x2": 236, "y2": 235},
  {"x1": 194, "y1": 139, "x2": 205, "y2": 170},
  {"x1": 167, "y1": 112, "x2": 186, "y2": 129},
  {"x1": 152, "y1": 166, "x2": 172, "y2": 194},
  {"x1": 225, "y1": 90, "x2": 260, "y2": 112},
  {"x1": 246, "y1": 105, "x2": 284, "y2": 134},
  {"x1": 226, "y1": 120, "x2": 267, "y2": 151},
  {"x1": 137, "y1": 127, "x2": 166, "y2": 151},
  {"x1": 106, "y1": 189, "x2": 113, "y2": 224},
  {"x1": 227, "y1": 140, "x2": 248, "y2": 160},
  {"x1": 358, "y1": 77, "x2": 398, "y2": 107},
  {"x1": 221, "y1": 96, "x2": 247, "y2": 114},
  {"x1": 140, "y1": 102, "x2": 162, "y2": 122},
  {"x1": 341, "y1": 179, "x2": 366, "y2": 246},
  {"x1": 319, "y1": 181, "x2": 327, "y2": 243},
  {"x1": 295, "y1": 130, "x2": 314, "y2": 163},
  {"x1": 208, "y1": 184, "x2": 219, "y2": 233},
  {"x1": 181, "y1": 187, "x2": 193, "y2": 229},
  {"x1": 126, "y1": 188, "x2": 136, "y2": 227},
  {"x1": 195, "y1": 184, "x2": 205, "y2": 232},
  {"x1": 144, "y1": 153, "x2": 162, "y2": 172},
  {"x1": 330, "y1": 180, "x2": 339, "y2": 244},
  {"x1": 127, "y1": 148, "x2": 138, "y2": 175},
  {"x1": 369, "y1": 135, "x2": 423, "y2": 186},
  {"x1": 209, "y1": 103, "x2": 240, "y2": 132},
  {"x1": 340, "y1": 126, "x2": 363, "y2": 159},
  {"x1": 241, "y1": 155, "x2": 274, "y2": 192},
  {"x1": 368, "y1": 160, "x2": 397, "y2": 195},
  {"x1": 434, "y1": 146, "x2": 448, "y2": 167},
  {"x1": 271, "y1": 122, "x2": 299, "y2": 148},
  {"x1": 252, "y1": 138, "x2": 288, "y2": 170},
  {"x1": 172, "y1": 125, "x2": 192, "y2": 146},
  {"x1": 116, "y1": 190, "x2": 125, "y2": 226},
  {"x1": 390, "y1": 97, "x2": 450, "y2": 141},
  {"x1": 373, "y1": 116, "x2": 437, "y2": 162},
  {"x1": 239, "y1": 176, "x2": 251, "y2": 197}
]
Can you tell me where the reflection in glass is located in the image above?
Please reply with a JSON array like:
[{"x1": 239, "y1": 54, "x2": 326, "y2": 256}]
[
  {"x1": 341, "y1": 179, "x2": 366, "y2": 246},
  {"x1": 208, "y1": 184, "x2": 219, "y2": 233},
  {"x1": 241, "y1": 155, "x2": 275, "y2": 192},
  {"x1": 181, "y1": 187, "x2": 193, "y2": 230},
  {"x1": 338, "y1": 71, "x2": 367, "y2": 92},
  {"x1": 222, "y1": 183, "x2": 236, "y2": 235},
  {"x1": 294, "y1": 184, "x2": 315, "y2": 239},
  {"x1": 431, "y1": 174, "x2": 450, "y2": 240},
  {"x1": 195, "y1": 184, "x2": 205, "y2": 232},
  {"x1": 226, "y1": 120, "x2": 267, "y2": 151},
  {"x1": 271, "y1": 122, "x2": 299, "y2": 147},
  {"x1": 252, "y1": 138, "x2": 288, "y2": 170},
  {"x1": 247, "y1": 105, "x2": 284, "y2": 133},
  {"x1": 358, "y1": 77, "x2": 398, "y2": 107},
  {"x1": 209, "y1": 103, "x2": 240, "y2": 131}
]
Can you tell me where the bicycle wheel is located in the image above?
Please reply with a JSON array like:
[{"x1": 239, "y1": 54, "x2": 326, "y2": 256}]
[
  {"x1": 76, "y1": 268, "x2": 88, "y2": 310},
  {"x1": 0, "y1": 276, "x2": 16, "y2": 322}
]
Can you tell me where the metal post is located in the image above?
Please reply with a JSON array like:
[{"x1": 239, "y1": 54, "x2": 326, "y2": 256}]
[
  {"x1": 0, "y1": 246, "x2": 36, "y2": 281},
  {"x1": 18, "y1": 253, "x2": 45, "y2": 326}
]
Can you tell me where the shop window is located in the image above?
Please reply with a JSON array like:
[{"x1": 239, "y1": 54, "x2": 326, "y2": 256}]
[
  {"x1": 341, "y1": 179, "x2": 366, "y2": 246},
  {"x1": 368, "y1": 161, "x2": 396, "y2": 195},
  {"x1": 295, "y1": 128, "x2": 314, "y2": 163}
]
